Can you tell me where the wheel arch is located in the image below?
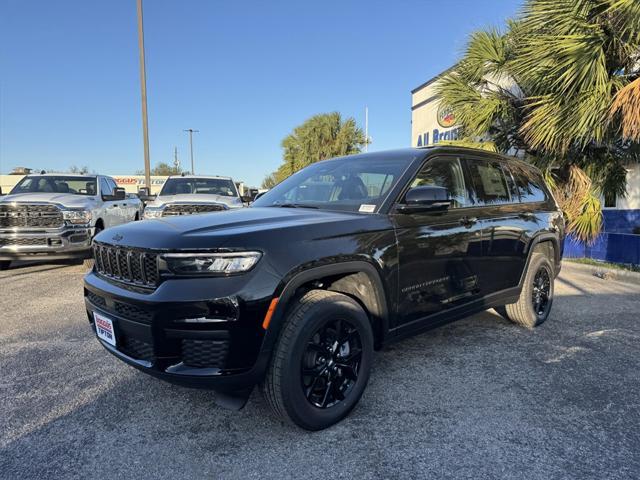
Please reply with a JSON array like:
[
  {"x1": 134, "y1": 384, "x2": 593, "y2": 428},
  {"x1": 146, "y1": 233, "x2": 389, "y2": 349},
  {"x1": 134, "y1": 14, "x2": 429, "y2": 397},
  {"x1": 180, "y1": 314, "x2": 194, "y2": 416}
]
[
  {"x1": 520, "y1": 232, "x2": 560, "y2": 286},
  {"x1": 264, "y1": 261, "x2": 390, "y2": 351}
]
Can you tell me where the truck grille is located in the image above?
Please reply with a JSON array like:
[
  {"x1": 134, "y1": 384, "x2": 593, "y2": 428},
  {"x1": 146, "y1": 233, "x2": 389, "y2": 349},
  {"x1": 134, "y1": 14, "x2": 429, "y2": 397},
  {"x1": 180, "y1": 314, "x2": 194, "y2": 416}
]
[
  {"x1": 93, "y1": 243, "x2": 159, "y2": 288},
  {"x1": 0, "y1": 203, "x2": 63, "y2": 228},
  {"x1": 162, "y1": 203, "x2": 227, "y2": 216}
]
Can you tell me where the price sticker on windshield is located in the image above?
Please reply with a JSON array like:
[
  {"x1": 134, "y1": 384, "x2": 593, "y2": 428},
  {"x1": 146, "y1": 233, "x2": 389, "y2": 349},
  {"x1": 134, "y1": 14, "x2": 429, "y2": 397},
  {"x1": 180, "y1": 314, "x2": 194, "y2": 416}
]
[{"x1": 359, "y1": 204, "x2": 376, "y2": 213}]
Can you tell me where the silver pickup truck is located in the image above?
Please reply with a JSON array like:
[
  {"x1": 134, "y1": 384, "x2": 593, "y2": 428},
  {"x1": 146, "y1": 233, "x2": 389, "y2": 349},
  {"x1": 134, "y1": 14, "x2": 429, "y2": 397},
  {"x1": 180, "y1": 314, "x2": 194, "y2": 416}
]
[
  {"x1": 0, "y1": 174, "x2": 143, "y2": 270},
  {"x1": 143, "y1": 175, "x2": 246, "y2": 219}
]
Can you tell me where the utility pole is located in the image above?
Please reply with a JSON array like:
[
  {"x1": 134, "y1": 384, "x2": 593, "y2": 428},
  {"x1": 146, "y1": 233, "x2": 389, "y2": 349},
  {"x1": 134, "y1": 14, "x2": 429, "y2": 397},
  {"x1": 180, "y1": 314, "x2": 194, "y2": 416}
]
[
  {"x1": 365, "y1": 106, "x2": 369, "y2": 152},
  {"x1": 184, "y1": 129, "x2": 199, "y2": 175},
  {"x1": 136, "y1": 0, "x2": 151, "y2": 190}
]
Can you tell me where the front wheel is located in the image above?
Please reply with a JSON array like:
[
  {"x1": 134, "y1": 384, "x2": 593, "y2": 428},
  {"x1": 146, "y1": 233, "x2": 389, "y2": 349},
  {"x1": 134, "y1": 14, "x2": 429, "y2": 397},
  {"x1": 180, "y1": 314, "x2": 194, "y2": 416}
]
[
  {"x1": 261, "y1": 290, "x2": 374, "y2": 430},
  {"x1": 498, "y1": 253, "x2": 554, "y2": 328}
]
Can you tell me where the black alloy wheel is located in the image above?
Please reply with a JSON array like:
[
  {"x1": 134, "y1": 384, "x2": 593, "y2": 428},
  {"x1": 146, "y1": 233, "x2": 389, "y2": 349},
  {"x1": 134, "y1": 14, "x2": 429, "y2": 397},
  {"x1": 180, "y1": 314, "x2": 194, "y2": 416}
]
[
  {"x1": 302, "y1": 319, "x2": 362, "y2": 409},
  {"x1": 532, "y1": 265, "x2": 551, "y2": 318}
]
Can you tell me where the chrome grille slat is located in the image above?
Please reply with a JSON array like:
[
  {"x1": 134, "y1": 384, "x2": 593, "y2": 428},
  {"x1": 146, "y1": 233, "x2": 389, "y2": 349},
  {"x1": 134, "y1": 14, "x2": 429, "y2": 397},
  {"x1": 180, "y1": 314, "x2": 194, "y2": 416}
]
[
  {"x1": 92, "y1": 243, "x2": 158, "y2": 289},
  {"x1": 161, "y1": 203, "x2": 226, "y2": 216},
  {"x1": 0, "y1": 203, "x2": 63, "y2": 228}
]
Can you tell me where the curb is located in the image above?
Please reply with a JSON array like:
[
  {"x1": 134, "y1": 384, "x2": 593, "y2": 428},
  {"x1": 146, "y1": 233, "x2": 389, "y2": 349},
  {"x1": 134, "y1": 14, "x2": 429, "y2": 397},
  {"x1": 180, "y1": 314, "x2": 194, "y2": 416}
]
[{"x1": 562, "y1": 261, "x2": 640, "y2": 286}]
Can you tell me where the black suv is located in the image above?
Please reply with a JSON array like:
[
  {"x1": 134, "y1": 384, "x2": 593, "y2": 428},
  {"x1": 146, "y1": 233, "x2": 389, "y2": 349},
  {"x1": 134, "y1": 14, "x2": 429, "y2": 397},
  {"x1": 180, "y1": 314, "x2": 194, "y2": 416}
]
[{"x1": 84, "y1": 147, "x2": 564, "y2": 430}]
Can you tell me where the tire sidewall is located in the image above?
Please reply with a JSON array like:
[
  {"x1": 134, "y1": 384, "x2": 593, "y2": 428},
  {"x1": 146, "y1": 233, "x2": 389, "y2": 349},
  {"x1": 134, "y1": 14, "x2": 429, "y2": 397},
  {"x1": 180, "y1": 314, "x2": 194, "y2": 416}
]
[
  {"x1": 280, "y1": 295, "x2": 374, "y2": 430},
  {"x1": 526, "y1": 254, "x2": 554, "y2": 326}
]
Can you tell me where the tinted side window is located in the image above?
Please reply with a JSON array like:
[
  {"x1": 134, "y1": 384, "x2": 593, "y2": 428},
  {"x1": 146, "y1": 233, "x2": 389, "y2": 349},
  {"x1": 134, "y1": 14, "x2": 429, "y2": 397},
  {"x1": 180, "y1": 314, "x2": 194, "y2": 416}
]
[
  {"x1": 411, "y1": 157, "x2": 470, "y2": 208},
  {"x1": 107, "y1": 178, "x2": 118, "y2": 192},
  {"x1": 508, "y1": 164, "x2": 548, "y2": 203},
  {"x1": 100, "y1": 178, "x2": 113, "y2": 197},
  {"x1": 465, "y1": 158, "x2": 511, "y2": 205}
]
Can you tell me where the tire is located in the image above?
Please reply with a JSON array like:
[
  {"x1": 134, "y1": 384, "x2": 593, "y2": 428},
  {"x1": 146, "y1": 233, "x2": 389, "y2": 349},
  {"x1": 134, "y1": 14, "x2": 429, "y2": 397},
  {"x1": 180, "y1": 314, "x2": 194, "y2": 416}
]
[
  {"x1": 499, "y1": 253, "x2": 554, "y2": 328},
  {"x1": 83, "y1": 225, "x2": 103, "y2": 270},
  {"x1": 261, "y1": 290, "x2": 374, "y2": 430},
  {"x1": 0, "y1": 260, "x2": 10, "y2": 271}
]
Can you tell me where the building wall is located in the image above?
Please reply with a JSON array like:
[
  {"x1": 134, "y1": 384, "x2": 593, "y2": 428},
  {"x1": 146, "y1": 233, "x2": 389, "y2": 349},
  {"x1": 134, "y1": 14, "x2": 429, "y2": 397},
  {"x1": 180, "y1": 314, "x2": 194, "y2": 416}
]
[{"x1": 411, "y1": 77, "x2": 461, "y2": 148}]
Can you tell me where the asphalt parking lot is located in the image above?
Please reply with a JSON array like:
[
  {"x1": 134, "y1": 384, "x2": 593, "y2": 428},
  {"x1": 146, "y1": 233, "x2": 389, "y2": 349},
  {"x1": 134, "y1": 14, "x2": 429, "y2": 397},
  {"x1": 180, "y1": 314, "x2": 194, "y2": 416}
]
[{"x1": 1, "y1": 262, "x2": 639, "y2": 479}]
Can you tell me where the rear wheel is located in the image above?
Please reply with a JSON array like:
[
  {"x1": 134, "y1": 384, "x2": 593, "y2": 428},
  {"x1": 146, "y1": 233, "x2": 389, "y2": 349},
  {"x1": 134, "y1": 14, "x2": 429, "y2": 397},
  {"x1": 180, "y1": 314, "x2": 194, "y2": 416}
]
[
  {"x1": 0, "y1": 260, "x2": 10, "y2": 271},
  {"x1": 262, "y1": 290, "x2": 374, "y2": 430},
  {"x1": 498, "y1": 253, "x2": 554, "y2": 328}
]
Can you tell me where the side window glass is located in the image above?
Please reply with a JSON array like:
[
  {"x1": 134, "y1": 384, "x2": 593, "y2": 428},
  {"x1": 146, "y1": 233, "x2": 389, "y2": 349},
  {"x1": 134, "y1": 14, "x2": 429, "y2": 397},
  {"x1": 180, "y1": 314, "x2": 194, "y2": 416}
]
[
  {"x1": 411, "y1": 157, "x2": 470, "y2": 208},
  {"x1": 108, "y1": 178, "x2": 118, "y2": 192},
  {"x1": 508, "y1": 164, "x2": 548, "y2": 203},
  {"x1": 466, "y1": 159, "x2": 511, "y2": 205},
  {"x1": 502, "y1": 165, "x2": 520, "y2": 203},
  {"x1": 100, "y1": 178, "x2": 113, "y2": 197}
]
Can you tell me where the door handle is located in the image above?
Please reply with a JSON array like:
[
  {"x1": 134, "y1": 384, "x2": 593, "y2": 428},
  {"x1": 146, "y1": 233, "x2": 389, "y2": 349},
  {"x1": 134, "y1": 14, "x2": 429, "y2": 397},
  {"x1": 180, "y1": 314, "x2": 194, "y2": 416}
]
[{"x1": 459, "y1": 216, "x2": 478, "y2": 228}]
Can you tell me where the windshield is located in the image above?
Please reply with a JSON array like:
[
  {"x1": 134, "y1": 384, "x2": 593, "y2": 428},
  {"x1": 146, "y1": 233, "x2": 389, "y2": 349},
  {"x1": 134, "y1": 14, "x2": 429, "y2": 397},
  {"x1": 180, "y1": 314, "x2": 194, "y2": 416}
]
[
  {"x1": 159, "y1": 178, "x2": 238, "y2": 197},
  {"x1": 252, "y1": 154, "x2": 414, "y2": 212},
  {"x1": 10, "y1": 176, "x2": 98, "y2": 195}
]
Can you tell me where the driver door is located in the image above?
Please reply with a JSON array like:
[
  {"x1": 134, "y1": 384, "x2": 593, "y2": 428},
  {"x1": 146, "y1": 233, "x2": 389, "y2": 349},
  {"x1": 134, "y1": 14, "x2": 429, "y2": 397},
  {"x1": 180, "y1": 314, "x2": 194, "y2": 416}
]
[
  {"x1": 391, "y1": 156, "x2": 484, "y2": 328},
  {"x1": 100, "y1": 177, "x2": 123, "y2": 228}
]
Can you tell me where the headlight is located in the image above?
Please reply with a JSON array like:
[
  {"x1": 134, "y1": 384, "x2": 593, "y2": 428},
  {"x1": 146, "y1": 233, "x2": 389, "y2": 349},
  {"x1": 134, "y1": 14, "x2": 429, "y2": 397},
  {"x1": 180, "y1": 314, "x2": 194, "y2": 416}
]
[
  {"x1": 143, "y1": 207, "x2": 163, "y2": 219},
  {"x1": 63, "y1": 209, "x2": 92, "y2": 224},
  {"x1": 162, "y1": 252, "x2": 262, "y2": 275}
]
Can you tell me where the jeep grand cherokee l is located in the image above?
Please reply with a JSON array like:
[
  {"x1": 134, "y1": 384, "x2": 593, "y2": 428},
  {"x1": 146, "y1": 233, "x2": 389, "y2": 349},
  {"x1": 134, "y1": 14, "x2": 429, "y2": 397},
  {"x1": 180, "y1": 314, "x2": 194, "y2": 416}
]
[{"x1": 84, "y1": 147, "x2": 564, "y2": 430}]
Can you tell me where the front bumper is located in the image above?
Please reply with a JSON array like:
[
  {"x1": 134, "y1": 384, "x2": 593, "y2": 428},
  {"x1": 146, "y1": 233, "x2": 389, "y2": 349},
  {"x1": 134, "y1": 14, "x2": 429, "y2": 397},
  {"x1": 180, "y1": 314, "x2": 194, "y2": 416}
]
[
  {"x1": 84, "y1": 271, "x2": 272, "y2": 393},
  {"x1": 0, "y1": 226, "x2": 92, "y2": 260}
]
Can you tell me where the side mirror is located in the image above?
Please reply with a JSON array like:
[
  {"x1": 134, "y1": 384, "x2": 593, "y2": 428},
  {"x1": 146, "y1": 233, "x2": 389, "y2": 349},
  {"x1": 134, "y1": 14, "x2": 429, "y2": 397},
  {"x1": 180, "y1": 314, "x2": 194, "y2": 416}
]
[
  {"x1": 397, "y1": 186, "x2": 452, "y2": 213},
  {"x1": 113, "y1": 187, "x2": 126, "y2": 200}
]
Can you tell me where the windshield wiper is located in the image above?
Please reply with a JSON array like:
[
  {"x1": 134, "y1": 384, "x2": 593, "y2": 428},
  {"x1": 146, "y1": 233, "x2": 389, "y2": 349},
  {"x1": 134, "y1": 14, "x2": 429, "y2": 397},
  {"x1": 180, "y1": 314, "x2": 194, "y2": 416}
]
[{"x1": 275, "y1": 203, "x2": 319, "y2": 209}]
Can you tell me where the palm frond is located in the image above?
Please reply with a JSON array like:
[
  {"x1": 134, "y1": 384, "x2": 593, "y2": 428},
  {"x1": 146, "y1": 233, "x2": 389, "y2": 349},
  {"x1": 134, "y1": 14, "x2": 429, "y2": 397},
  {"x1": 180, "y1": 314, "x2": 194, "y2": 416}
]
[{"x1": 610, "y1": 77, "x2": 640, "y2": 141}]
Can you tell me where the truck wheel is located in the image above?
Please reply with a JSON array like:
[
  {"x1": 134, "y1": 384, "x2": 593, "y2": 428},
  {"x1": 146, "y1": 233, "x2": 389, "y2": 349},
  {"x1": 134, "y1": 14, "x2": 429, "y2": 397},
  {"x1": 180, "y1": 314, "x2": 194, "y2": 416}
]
[
  {"x1": 262, "y1": 290, "x2": 374, "y2": 430},
  {"x1": 498, "y1": 253, "x2": 554, "y2": 328},
  {"x1": 83, "y1": 225, "x2": 103, "y2": 270},
  {"x1": 0, "y1": 260, "x2": 10, "y2": 271}
]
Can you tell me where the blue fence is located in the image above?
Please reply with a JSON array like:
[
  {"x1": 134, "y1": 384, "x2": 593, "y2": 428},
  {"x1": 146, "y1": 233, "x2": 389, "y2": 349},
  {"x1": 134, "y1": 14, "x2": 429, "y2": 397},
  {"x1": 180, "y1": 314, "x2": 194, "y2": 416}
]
[
  {"x1": 563, "y1": 233, "x2": 640, "y2": 265},
  {"x1": 562, "y1": 209, "x2": 640, "y2": 265}
]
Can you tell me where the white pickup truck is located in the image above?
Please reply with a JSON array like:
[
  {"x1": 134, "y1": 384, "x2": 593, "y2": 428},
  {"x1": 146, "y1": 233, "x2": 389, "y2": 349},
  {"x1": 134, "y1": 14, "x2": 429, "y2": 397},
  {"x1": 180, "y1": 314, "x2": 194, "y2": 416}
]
[
  {"x1": 0, "y1": 174, "x2": 143, "y2": 269},
  {"x1": 142, "y1": 175, "x2": 246, "y2": 218}
]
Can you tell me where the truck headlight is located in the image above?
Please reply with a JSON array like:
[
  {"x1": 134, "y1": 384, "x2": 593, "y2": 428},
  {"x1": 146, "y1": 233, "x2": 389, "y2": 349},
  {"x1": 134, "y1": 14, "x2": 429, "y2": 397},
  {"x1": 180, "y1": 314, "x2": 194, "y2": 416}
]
[
  {"x1": 143, "y1": 207, "x2": 163, "y2": 219},
  {"x1": 162, "y1": 252, "x2": 262, "y2": 275},
  {"x1": 63, "y1": 209, "x2": 92, "y2": 224}
]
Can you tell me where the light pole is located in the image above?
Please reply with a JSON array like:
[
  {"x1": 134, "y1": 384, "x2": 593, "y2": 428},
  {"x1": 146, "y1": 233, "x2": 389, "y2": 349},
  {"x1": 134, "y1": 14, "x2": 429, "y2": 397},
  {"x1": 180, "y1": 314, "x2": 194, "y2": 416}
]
[
  {"x1": 136, "y1": 0, "x2": 151, "y2": 191},
  {"x1": 184, "y1": 129, "x2": 199, "y2": 175}
]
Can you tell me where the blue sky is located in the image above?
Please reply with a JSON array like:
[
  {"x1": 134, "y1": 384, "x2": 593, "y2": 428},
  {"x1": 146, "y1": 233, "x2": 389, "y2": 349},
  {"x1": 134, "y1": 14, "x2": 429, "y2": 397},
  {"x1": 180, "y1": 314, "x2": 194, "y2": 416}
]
[{"x1": 0, "y1": 0, "x2": 521, "y2": 186}]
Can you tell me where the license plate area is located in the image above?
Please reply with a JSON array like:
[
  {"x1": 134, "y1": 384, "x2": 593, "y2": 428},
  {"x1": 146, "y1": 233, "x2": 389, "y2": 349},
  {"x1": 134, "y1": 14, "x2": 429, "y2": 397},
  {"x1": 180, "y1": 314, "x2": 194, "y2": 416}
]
[{"x1": 94, "y1": 311, "x2": 117, "y2": 347}]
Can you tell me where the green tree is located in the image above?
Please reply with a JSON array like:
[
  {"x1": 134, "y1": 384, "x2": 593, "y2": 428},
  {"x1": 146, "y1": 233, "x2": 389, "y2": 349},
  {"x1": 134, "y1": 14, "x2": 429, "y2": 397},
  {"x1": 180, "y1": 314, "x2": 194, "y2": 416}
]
[
  {"x1": 436, "y1": 0, "x2": 640, "y2": 242},
  {"x1": 261, "y1": 172, "x2": 278, "y2": 190},
  {"x1": 264, "y1": 112, "x2": 367, "y2": 186}
]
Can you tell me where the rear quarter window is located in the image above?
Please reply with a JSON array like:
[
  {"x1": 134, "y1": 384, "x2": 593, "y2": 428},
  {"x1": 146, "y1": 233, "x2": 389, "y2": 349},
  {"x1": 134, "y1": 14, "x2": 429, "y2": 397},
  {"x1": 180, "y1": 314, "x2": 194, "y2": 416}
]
[{"x1": 508, "y1": 164, "x2": 548, "y2": 203}]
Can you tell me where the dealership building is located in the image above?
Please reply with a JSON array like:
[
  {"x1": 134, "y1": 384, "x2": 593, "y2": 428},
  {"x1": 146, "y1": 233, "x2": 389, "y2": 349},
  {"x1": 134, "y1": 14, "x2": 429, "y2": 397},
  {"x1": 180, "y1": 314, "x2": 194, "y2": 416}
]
[{"x1": 412, "y1": 68, "x2": 640, "y2": 263}]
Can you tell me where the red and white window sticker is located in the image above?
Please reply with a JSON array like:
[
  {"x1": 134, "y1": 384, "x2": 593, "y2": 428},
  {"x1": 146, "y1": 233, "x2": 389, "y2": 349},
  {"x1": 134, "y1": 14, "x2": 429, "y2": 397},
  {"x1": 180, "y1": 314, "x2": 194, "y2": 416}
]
[{"x1": 94, "y1": 312, "x2": 116, "y2": 347}]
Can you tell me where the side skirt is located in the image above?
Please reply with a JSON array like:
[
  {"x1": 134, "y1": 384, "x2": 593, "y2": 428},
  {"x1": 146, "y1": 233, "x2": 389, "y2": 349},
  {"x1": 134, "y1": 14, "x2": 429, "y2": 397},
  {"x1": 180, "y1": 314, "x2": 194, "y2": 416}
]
[{"x1": 385, "y1": 287, "x2": 521, "y2": 346}]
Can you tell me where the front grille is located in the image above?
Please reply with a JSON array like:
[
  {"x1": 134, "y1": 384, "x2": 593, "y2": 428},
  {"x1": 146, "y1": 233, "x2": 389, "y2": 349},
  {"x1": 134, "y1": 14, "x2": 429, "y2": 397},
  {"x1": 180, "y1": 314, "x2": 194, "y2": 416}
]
[
  {"x1": 114, "y1": 301, "x2": 153, "y2": 323},
  {"x1": 86, "y1": 291, "x2": 106, "y2": 308},
  {"x1": 0, "y1": 203, "x2": 63, "y2": 228},
  {"x1": 181, "y1": 339, "x2": 229, "y2": 368},
  {"x1": 0, "y1": 237, "x2": 47, "y2": 247},
  {"x1": 93, "y1": 243, "x2": 159, "y2": 288},
  {"x1": 162, "y1": 203, "x2": 226, "y2": 216},
  {"x1": 119, "y1": 336, "x2": 154, "y2": 361}
]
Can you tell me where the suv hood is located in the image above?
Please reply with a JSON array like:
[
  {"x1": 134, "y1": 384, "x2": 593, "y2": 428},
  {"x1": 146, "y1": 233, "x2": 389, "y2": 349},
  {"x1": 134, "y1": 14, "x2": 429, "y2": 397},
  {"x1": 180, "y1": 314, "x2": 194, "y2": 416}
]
[
  {"x1": 0, "y1": 192, "x2": 97, "y2": 208},
  {"x1": 97, "y1": 207, "x2": 390, "y2": 250},
  {"x1": 147, "y1": 194, "x2": 242, "y2": 209}
]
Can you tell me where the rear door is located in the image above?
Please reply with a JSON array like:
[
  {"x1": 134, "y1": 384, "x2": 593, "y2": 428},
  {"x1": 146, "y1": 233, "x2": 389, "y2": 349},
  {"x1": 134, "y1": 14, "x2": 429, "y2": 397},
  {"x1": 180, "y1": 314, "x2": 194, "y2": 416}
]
[
  {"x1": 391, "y1": 155, "x2": 484, "y2": 327},
  {"x1": 463, "y1": 156, "x2": 529, "y2": 295}
]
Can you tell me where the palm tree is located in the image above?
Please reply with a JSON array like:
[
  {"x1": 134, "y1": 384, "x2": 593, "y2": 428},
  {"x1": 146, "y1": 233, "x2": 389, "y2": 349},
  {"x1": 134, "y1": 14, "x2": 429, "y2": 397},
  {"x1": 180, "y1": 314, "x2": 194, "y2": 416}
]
[{"x1": 436, "y1": 0, "x2": 640, "y2": 242}]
